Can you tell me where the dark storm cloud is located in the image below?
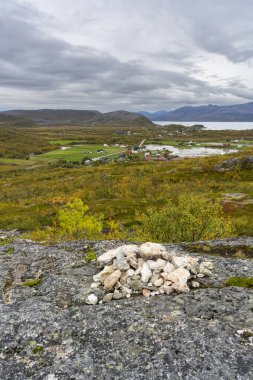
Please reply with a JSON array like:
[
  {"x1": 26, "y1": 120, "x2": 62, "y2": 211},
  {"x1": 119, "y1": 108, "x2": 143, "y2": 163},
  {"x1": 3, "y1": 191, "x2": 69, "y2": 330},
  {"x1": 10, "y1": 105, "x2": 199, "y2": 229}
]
[{"x1": 0, "y1": 0, "x2": 253, "y2": 110}]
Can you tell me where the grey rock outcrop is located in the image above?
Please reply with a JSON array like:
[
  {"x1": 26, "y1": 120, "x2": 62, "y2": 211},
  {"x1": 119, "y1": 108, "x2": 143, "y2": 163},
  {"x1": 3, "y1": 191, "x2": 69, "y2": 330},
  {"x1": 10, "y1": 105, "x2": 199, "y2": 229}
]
[
  {"x1": 215, "y1": 155, "x2": 253, "y2": 172},
  {"x1": 0, "y1": 237, "x2": 252, "y2": 379}
]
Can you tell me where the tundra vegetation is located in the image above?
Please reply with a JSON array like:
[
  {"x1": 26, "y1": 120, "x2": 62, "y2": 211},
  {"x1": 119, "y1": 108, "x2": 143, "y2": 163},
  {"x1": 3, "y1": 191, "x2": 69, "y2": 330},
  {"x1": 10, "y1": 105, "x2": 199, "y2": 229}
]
[
  {"x1": 135, "y1": 194, "x2": 235, "y2": 242},
  {"x1": 0, "y1": 121, "x2": 253, "y2": 242}
]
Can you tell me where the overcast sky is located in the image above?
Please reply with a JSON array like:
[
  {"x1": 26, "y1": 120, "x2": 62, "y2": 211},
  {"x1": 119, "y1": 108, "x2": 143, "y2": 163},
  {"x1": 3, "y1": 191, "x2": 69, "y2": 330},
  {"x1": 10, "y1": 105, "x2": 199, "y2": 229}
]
[{"x1": 1, "y1": 0, "x2": 253, "y2": 111}]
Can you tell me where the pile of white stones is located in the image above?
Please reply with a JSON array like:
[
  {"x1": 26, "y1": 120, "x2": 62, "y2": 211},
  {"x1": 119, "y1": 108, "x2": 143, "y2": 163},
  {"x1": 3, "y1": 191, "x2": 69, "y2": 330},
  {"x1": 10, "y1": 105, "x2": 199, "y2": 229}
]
[{"x1": 86, "y1": 242, "x2": 213, "y2": 305}]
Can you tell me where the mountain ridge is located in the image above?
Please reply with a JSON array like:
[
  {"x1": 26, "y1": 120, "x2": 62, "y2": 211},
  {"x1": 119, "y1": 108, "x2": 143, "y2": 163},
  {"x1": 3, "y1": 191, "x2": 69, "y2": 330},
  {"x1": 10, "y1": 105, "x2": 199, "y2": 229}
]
[
  {"x1": 0, "y1": 109, "x2": 153, "y2": 126},
  {"x1": 139, "y1": 102, "x2": 253, "y2": 121}
]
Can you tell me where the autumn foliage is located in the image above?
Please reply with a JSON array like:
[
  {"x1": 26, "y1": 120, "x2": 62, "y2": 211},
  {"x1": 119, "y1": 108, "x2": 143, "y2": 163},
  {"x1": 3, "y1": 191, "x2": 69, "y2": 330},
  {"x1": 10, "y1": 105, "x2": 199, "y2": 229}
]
[{"x1": 135, "y1": 194, "x2": 235, "y2": 243}]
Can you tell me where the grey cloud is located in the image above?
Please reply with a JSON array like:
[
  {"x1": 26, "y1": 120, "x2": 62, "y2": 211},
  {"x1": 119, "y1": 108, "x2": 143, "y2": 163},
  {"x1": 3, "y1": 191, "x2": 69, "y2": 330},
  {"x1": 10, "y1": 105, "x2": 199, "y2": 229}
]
[
  {"x1": 0, "y1": 0, "x2": 253, "y2": 110},
  {"x1": 190, "y1": 25, "x2": 253, "y2": 63},
  {"x1": 0, "y1": 2, "x2": 209, "y2": 99},
  {"x1": 171, "y1": 0, "x2": 253, "y2": 63}
]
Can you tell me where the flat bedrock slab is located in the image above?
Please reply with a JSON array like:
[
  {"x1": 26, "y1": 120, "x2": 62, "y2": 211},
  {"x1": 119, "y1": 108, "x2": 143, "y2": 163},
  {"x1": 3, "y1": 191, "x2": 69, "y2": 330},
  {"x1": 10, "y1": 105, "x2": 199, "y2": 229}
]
[{"x1": 0, "y1": 237, "x2": 252, "y2": 379}]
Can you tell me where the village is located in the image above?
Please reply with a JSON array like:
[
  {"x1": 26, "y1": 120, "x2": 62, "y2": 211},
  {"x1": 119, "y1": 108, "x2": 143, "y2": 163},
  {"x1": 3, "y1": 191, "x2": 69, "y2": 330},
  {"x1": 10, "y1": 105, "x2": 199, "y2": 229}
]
[{"x1": 85, "y1": 141, "x2": 177, "y2": 164}]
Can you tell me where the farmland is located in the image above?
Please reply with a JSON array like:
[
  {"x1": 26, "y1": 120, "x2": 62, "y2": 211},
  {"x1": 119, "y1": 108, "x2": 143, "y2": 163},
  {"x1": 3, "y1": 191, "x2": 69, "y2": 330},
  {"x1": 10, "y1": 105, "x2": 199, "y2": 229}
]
[{"x1": 33, "y1": 143, "x2": 124, "y2": 162}]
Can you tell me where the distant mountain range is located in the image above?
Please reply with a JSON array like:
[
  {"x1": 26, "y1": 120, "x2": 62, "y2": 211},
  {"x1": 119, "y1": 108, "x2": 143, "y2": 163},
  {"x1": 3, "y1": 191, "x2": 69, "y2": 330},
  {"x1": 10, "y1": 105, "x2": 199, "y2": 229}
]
[
  {"x1": 139, "y1": 102, "x2": 253, "y2": 121},
  {"x1": 0, "y1": 109, "x2": 152, "y2": 126},
  {"x1": 3, "y1": 102, "x2": 253, "y2": 126}
]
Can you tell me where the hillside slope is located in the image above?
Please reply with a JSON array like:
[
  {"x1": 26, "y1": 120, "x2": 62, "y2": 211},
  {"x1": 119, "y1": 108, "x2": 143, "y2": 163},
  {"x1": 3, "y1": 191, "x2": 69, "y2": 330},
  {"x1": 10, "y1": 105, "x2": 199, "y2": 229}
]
[
  {"x1": 140, "y1": 102, "x2": 253, "y2": 121},
  {"x1": 1, "y1": 109, "x2": 153, "y2": 126}
]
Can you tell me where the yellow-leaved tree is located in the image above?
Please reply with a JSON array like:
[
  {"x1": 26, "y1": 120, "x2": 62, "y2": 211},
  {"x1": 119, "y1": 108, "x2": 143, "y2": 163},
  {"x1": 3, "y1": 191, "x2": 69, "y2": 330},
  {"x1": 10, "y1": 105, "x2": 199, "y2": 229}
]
[
  {"x1": 57, "y1": 198, "x2": 104, "y2": 240},
  {"x1": 135, "y1": 193, "x2": 235, "y2": 243},
  {"x1": 26, "y1": 198, "x2": 128, "y2": 242}
]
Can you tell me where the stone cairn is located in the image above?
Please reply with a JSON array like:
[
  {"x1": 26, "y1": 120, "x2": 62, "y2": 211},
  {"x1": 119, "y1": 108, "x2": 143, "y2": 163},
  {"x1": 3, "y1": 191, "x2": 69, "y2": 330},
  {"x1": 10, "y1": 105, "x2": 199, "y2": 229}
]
[{"x1": 86, "y1": 242, "x2": 213, "y2": 305}]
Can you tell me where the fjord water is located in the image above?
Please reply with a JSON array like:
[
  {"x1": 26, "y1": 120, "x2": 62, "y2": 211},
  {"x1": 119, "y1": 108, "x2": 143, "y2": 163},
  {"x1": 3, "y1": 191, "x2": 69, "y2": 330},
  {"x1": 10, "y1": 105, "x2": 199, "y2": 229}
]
[
  {"x1": 145, "y1": 144, "x2": 238, "y2": 158},
  {"x1": 154, "y1": 121, "x2": 253, "y2": 130}
]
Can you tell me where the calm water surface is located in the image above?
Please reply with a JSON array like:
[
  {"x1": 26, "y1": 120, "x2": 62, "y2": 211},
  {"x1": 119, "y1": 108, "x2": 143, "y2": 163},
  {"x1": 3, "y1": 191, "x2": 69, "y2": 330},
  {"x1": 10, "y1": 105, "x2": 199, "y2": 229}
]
[
  {"x1": 145, "y1": 144, "x2": 238, "y2": 158},
  {"x1": 154, "y1": 121, "x2": 253, "y2": 130}
]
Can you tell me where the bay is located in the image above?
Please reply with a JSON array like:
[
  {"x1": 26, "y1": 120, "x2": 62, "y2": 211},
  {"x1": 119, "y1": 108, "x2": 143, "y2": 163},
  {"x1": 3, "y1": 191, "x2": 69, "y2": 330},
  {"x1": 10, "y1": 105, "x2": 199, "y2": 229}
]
[
  {"x1": 154, "y1": 121, "x2": 253, "y2": 130},
  {"x1": 144, "y1": 144, "x2": 238, "y2": 158}
]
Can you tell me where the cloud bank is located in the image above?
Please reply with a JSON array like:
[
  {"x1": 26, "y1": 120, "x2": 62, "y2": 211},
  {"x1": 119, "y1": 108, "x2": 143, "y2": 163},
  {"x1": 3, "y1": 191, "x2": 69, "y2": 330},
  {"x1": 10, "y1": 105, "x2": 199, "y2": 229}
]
[{"x1": 0, "y1": 0, "x2": 253, "y2": 111}]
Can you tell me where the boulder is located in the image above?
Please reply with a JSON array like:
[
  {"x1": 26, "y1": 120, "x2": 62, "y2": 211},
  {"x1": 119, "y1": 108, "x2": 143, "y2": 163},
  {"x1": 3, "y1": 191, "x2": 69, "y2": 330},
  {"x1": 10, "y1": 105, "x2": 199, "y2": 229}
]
[
  {"x1": 141, "y1": 262, "x2": 152, "y2": 283},
  {"x1": 127, "y1": 268, "x2": 135, "y2": 277},
  {"x1": 153, "y1": 278, "x2": 164, "y2": 287},
  {"x1": 102, "y1": 293, "x2": 113, "y2": 303},
  {"x1": 199, "y1": 262, "x2": 212, "y2": 276},
  {"x1": 215, "y1": 156, "x2": 253, "y2": 172},
  {"x1": 127, "y1": 252, "x2": 138, "y2": 269},
  {"x1": 160, "y1": 284, "x2": 174, "y2": 295},
  {"x1": 121, "y1": 286, "x2": 132, "y2": 297},
  {"x1": 129, "y1": 277, "x2": 143, "y2": 292},
  {"x1": 120, "y1": 244, "x2": 139, "y2": 254},
  {"x1": 163, "y1": 262, "x2": 175, "y2": 273},
  {"x1": 172, "y1": 282, "x2": 189, "y2": 293},
  {"x1": 85, "y1": 294, "x2": 98, "y2": 305},
  {"x1": 104, "y1": 270, "x2": 122, "y2": 290},
  {"x1": 191, "y1": 281, "x2": 200, "y2": 288},
  {"x1": 97, "y1": 245, "x2": 138, "y2": 265},
  {"x1": 162, "y1": 267, "x2": 191, "y2": 284},
  {"x1": 148, "y1": 258, "x2": 166, "y2": 270},
  {"x1": 114, "y1": 251, "x2": 130, "y2": 271},
  {"x1": 91, "y1": 282, "x2": 100, "y2": 289},
  {"x1": 97, "y1": 249, "x2": 118, "y2": 265},
  {"x1": 139, "y1": 242, "x2": 168, "y2": 260},
  {"x1": 201, "y1": 261, "x2": 214, "y2": 270},
  {"x1": 143, "y1": 289, "x2": 151, "y2": 297},
  {"x1": 113, "y1": 290, "x2": 123, "y2": 300},
  {"x1": 93, "y1": 264, "x2": 115, "y2": 283},
  {"x1": 172, "y1": 256, "x2": 190, "y2": 268},
  {"x1": 135, "y1": 258, "x2": 145, "y2": 275}
]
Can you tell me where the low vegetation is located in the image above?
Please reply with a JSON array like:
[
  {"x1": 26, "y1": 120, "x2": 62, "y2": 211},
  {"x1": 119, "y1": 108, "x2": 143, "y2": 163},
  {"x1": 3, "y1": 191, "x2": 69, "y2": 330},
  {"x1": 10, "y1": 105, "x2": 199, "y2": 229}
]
[
  {"x1": 0, "y1": 121, "x2": 253, "y2": 243},
  {"x1": 226, "y1": 277, "x2": 253, "y2": 288},
  {"x1": 135, "y1": 194, "x2": 235, "y2": 243},
  {"x1": 85, "y1": 250, "x2": 97, "y2": 262},
  {"x1": 19, "y1": 278, "x2": 43, "y2": 287},
  {"x1": 0, "y1": 127, "x2": 57, "y2": 158}
]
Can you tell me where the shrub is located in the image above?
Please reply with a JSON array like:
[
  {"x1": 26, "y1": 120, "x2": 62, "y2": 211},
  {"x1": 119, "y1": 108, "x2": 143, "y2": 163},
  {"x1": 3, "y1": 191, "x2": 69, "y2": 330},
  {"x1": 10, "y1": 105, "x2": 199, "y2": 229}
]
[
  {"x1": 106, "y1": 219, "x2": 128, "y2": 240},
  {"x1": 56, "y1": 198, "x2": 104, "y2": 240},
  {"x1": 135, "y1": 193, "x2": 235, "y2": 243},
  {"x1": 25, "y1": 199, "x2": 128, "y2": 242}
]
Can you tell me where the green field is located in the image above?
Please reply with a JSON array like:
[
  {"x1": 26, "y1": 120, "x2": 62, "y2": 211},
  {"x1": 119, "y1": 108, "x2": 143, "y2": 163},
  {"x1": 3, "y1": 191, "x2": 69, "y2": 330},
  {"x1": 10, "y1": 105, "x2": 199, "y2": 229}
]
[
  {"x1": 0, "y1": 158, "x2": 32, "y2": 165},
  {"x1": 33, "y1": 144, "x2": 125, "y2": 162}
]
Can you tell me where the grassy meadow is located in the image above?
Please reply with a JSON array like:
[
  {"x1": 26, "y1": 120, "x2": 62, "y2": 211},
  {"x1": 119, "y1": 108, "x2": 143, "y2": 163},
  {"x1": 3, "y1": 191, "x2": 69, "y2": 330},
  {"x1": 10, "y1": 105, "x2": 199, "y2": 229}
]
[{"x1": 33, "y1": 143, "x2": 124, "y2": 162}]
